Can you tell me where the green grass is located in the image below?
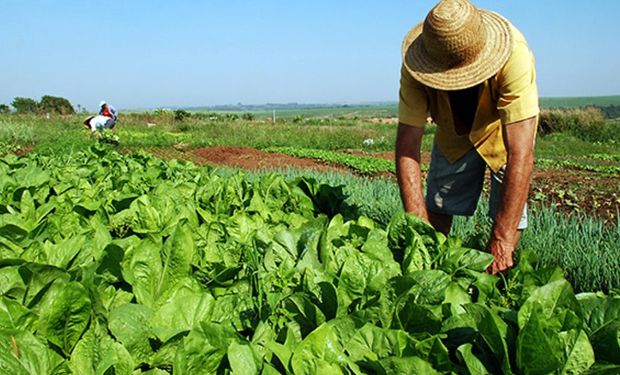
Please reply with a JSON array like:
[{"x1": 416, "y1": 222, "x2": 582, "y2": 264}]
[
  {"x1": 0, "y1": 118, "x2": 36, "y2": 148},
  {"x1": 535, "y1": 132, "x2": 620, "y2": 163},
  {"x1": 123, "y1": 114, "x2": 433, "y2": 153}
]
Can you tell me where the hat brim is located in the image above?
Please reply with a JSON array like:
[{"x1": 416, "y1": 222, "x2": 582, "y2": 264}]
[{"x1": 402, "y1": 10, "x2": 512, "y2": 91}]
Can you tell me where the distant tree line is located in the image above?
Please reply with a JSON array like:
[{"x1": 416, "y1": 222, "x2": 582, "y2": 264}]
[
  {"x1": 539, "y1": 106, "x2": 620, "y2": 142},
  {"x1": 595, "y1": 104, "x2": 620, "y2": 119},
  {"x1": 0, "y1": 95, "x2": 75, "y2": 115},
  {"x1": 545, "y1": 105, "x2": 620, "y2": 120}
]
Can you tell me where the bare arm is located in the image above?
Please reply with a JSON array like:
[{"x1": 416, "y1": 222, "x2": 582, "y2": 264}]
[
  {"x1": 488, "y1": 116, "x2": 537, "y2": 274},
  {"x1": 395, "y1": 123, "x2": 429, "y2": 222}
]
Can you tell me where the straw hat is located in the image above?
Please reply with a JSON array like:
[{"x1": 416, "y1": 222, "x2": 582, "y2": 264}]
[{"x1": 402, "y1": 0, "x2": 513, "y2": 91}]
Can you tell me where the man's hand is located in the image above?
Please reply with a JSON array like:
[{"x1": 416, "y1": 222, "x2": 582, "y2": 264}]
[
  {"x1": 487, "y1": 238, "x2": 515, "y2": 274},
  {"x1": 488, "y1": 116, "x2": 537, "y2": 273},
  {"x1": 395, "y1": 123, "x2": 429, "y2": 222}
]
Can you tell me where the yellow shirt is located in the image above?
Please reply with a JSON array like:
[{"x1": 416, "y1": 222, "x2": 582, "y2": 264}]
[{"x1": 398, "y1": 24, "x2": 539, "y2": 173}]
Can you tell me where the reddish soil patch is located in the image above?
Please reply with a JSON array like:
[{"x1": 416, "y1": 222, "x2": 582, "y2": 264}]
[
  {"x1": 192, "y1": 146, "x2": 350, "y2": 173},
  {"x1": 146, "y1": 146, "x2": 348, "y2": 175},
  {"x1": 530, "y1": 169, "x2": 620, "y2": 224}
]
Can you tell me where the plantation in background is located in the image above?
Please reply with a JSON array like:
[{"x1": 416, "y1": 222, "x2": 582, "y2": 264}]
[{"x1": 0, "y1": 100, "x2": 619, "y2": 373}]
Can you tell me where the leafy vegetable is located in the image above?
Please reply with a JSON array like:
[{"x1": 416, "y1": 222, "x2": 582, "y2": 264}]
[{"x1": 0, "y1": 145, "x2": 616, "y2": 373}]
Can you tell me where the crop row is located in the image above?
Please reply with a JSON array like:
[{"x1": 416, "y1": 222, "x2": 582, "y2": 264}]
[
  {"x1": 264, "y1": 147, "x2": 400, "y2": 175},
  {"x1": 0, "y1": 145, "x2": 618, "y2": 373},
  {"x1": 265, "y1": 147, "x2": 620, "y2": 178},
  {"x1": 536, "y1": 158, "x2": 620, "y2": 176}
]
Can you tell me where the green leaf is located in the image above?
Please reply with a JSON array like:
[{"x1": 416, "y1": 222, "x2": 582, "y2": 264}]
[
  {"x1": 69, "y1": 321, "x2": 134, "y2": 375},
  {"x1": 42, "y1": 235, "x2": 86, "y2": 270},
  {"x1": 443, "y1": 283, "x2": 471, "y2": 314},
  {"x1": 438, "y1": 244, "x2": 494, "y2": 274},
  {"x1": 151, "y1": 281, "x2": 215, "y2": 343},
  {"x1": 283, "y1": 294, "x2": 326, "y2": 337},
  {"x1": 378, "y1": 356, "x2": 441, "y2": 374},
  {"x1": 0, "y1": 329, "x2": 65, "y2": 375},
  {"x1": 397, "y1": 270, "x2": 452, "y2": 305},
  {"x1": 159, "y1": 221, "x2": 194, "y2": 290},
  {"x1": 387, "y1": 213, "x2": 441, "y2": 273},
  {"x1": 19, "y1": 263, "x2": 70, "y2": 308},
  {"x1": 18, "y1": 190, "x2": 36, "y2": 226},
  {"x1": 265, "y1": 323, "x2": 302, "y2": 373},
  {"x1": 577, "y1": 293, "x2": 620, "y2": 364},
  {"x1": 121, "y1": 236, "x2": 163, "y2": 306},
  {"x1": 562, "y1": 330, "x2": 596, "y2": 375},
  {"x1": 456, "y1": 343, "x2": 490, "y2": 375},
  {"x1": 0, "y1": 219, "x2": 29, "y2": 245},
  {"x1": 0, "y1": 297, "x2": 36, "y2": 331},
  {"x1": 37, "y1": 281, "x2": 91, "y2": 355},
  {"x1": 345, "y1": 325, "x2": 449, "y2": 372},
  {"x1": 108, "y1": 303, "x2": 156, "y2": 364},
  {"x1": 345, "y1": 323, "x2": 416, "y2": 363},
  {"x1": 314, "y1": 281, "x2": 338, "y2": 321},
  {"x1": 174, "y1": 322, "x2": 241, "y2": 375},
  {"x1": 129, "y1": 195, "x2": 163, "y2": 234},
  {"x1": 96, "y1": 243, "x2": 125, "y2": 285},
  {"x1": 397, "y1": 297, "x2": 442, "y2": 335},
  {"x1": 414, "y1": 335, "x2": 452, "y2": 373},
  {"x1": 290, "y1": 321, "x2": 351, "y2": 375},
  {"x1": 0, "y1": 266, "x2": 26, "y2": 299},
  {"x1": 462, "y1": 304, "x2": 513, "y2": 375},
  {"x1": 585, "y1": 363, "x2": 620, "y2": 374},
  {"x1": 517, "y1": 305, "x2": 563, "y2": 374},
  {"x1": 518, "y1": 279, "x2": 582, "y2": 332},
  {"x1": 228, "y1": 341, "x2": 260, "y2": 375},
  {"x1": 122, "y1": 227, "x2": 195, "y2": 309},
  {"x1": 517, "y1": 280, "x2": 595, "y2": 374}
]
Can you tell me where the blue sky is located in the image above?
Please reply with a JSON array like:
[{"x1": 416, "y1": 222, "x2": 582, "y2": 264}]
[{"x1": 2, "y1": 1, "x2": 619, "y2": 111}]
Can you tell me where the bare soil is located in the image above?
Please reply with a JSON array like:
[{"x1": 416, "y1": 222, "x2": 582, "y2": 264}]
[{"x1": 145, "y1": 146, "x2": 352, "y2": 174}]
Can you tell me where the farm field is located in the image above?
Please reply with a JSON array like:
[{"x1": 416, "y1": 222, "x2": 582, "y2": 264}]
[
  {"x1": 175, "y1": 95, "x2": 620, "y2": 119},
  {"x1": 1, "y1": 108, "x2": 620, "y2": 373}
]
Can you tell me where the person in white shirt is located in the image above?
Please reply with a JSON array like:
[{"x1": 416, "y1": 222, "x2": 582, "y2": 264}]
[{"x1": 82, "y1": 100, "x2": 119, "y2": 143}]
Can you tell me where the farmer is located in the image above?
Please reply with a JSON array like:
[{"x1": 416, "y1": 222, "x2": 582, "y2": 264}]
[
  {"x1": 83, "y1": 115, "x2": 115, "y2": 134},
  {"x1": 396, "y1": 0, "x2": 539, "y2": 274},
  {"x1": 82, "y1": 101, "x2": 119, "y2": 142},
  {"x1": 99, "y1": 100, "x2": 118, "y2": 124}
]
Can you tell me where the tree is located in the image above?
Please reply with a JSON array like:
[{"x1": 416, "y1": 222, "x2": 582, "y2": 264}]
[
  {"x1": 0, "y1": 104, "x2": 10, "y2": 114},
  {"x1": 241, "y1": 112, "x2": 255, "y2": 121},
  {"x1": 11, "y1": 97, "x2": 39, "y2": 114},
  {"x1": 174, "y1": 109, "x2": 191, "y2": 121},
  {"x1": 39, "y1": 95, "x2": 75, "y2": 115}
]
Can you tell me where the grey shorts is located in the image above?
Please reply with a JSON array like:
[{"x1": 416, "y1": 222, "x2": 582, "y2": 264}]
[
  {"x1": 103, "y1": 118, "x2": 116, "y2": 130},
  {"x1": 426, "y1": 146, "x2": 528, "y2": 229}
]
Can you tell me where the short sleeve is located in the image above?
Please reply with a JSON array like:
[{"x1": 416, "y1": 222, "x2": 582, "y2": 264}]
[
  {"x1": 398, "y1": 64, "x2": 428, "y2": 128},
  {"x1": 496, "y1": 29, "x2": 539, "y2": 125}
]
